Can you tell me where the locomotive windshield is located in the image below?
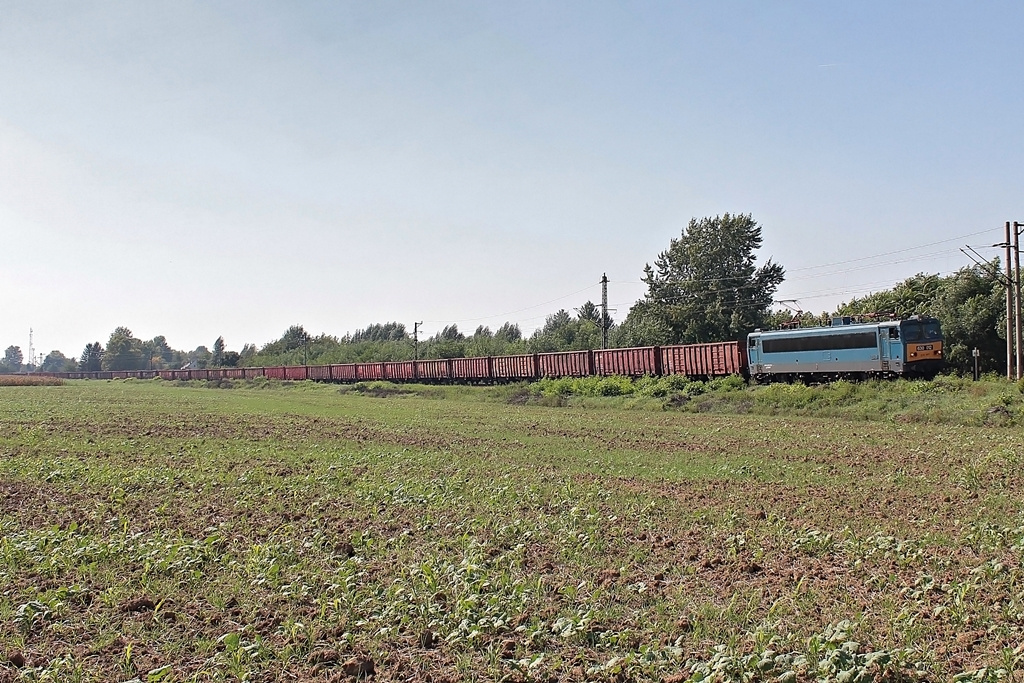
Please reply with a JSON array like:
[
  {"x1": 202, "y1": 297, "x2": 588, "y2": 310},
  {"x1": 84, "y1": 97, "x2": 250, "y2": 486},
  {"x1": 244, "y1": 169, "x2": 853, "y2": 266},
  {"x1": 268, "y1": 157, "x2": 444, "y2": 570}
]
[{"x1": 901, "y1": 320, "x2": 942, "y2": 342}]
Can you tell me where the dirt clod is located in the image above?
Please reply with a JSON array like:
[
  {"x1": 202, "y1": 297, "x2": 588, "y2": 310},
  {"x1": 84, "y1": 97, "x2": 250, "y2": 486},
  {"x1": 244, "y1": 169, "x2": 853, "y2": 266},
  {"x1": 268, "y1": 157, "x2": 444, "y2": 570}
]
[
  {"x1": 310, "y1": 648, "x2": 341, "y2": 665},
  {"x1": 341, "y1": 655, "x2": 375, "y2": 677},
  {"x1": 120, "y1": 598, "x2": 156, "y2": 613},
  {"x1": 7, "y1": 652, "x2": 25, "y2": 668}
]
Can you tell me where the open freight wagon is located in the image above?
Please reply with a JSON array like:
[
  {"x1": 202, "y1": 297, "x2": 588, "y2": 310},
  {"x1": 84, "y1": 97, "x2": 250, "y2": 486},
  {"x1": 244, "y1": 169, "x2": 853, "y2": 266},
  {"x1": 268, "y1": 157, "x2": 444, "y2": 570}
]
[{"x1": 41, "y1": 340, "x2": 746, "y2": 384}]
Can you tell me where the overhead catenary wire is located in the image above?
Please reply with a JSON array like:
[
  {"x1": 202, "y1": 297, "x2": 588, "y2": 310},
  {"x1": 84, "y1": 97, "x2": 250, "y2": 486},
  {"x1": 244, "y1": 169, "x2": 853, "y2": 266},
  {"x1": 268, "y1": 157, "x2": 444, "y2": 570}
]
[
  {"x1": 421, "y1": 282, "x2": 601, "y2": 327},
  {"x1": 610, "y1": 247, "x2": 970, "y2": 288},
  {"x1": 416, "y1": 228, "x2": 997, "y2": 337},
  {"x1": 785, "y1": 227, "x2": 996, "y2": 273}
]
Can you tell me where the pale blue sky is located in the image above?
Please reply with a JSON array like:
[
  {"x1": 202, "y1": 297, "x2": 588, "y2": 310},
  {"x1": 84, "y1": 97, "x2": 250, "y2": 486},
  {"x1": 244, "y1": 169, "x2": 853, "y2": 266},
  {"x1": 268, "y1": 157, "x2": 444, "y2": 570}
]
[{"x1": 2, "y1": 2, "x2": 1022, "y2": 359}]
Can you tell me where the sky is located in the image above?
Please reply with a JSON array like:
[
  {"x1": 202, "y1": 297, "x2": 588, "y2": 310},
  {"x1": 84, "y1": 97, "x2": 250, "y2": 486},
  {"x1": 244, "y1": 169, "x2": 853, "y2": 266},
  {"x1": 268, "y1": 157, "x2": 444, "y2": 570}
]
[{"x1": 2, "y1": 1, "x2": 1023, "y2": 361}]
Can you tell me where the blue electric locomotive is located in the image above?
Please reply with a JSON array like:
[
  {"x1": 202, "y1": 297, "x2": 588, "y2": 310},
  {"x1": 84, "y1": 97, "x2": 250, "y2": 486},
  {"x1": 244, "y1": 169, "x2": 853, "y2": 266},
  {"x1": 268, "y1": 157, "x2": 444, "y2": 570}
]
[{"x1": 747, "y1": 316, "x2": 943, "y2": 382}]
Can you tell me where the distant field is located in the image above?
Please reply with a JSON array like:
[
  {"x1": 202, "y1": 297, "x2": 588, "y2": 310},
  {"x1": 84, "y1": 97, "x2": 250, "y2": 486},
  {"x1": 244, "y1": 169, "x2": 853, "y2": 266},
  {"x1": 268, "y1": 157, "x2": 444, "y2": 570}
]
[{"x1": 1, "y1": 379, "x2": 1023, "y2": 682}]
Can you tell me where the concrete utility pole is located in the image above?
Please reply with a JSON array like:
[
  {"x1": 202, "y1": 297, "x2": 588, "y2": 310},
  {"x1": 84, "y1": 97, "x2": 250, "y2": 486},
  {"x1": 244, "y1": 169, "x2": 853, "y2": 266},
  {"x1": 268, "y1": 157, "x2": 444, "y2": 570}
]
[
  {"x1": 1015, "y1": 222, "x2": 1024, "y2": 380},
  {"x1": 601, "y1": 273, "x2": 609, "y2": 350},
  {"x1": 1007, "y1": 222, "x2": 1015, "y2": 380}
]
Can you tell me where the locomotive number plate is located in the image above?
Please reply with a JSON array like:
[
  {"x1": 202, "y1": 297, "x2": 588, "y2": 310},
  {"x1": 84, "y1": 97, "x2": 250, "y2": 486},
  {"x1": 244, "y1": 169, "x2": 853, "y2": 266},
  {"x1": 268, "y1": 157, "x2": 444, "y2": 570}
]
[{"x1": 916, "y1": 344, "x2": 933, "y2": 351}]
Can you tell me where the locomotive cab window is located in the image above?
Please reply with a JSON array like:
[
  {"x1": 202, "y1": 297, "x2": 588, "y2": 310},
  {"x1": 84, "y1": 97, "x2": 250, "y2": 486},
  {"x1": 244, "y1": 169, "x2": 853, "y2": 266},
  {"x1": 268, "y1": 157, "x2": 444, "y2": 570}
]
[{"x1": 902, "y1": 320, "x2": 942, "y2": 342}]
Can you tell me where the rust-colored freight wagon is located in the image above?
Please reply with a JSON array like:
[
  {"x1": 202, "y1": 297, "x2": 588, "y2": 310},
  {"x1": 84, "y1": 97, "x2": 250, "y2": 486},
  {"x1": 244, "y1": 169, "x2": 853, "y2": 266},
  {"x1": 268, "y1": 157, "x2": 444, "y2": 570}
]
[
  {"x1": 384, "y1": 361, "x2": 415, "y2": 381},
  {"x1": 418, "y1": 359, "x2": 452, "y2": 381},
  {"x1": 330, "y1": 364, "x2": 358, "y2": 381},
  {"x1": 450, "y1": 357, "x2": 490, "y2": 381},
  {"x1": 243, "y1": 367, "x2": 264, "y2": 379},
  {"x1": 357, "y1": 363, "x2": 385, "y2": 381},
  {"x1": 537, "y1": 351, "x2": 591, "y2": 377},
  {"x1": 284, "y1": 366, "x2": 308, "y2": 380},
  {"x1": 660, "y1": 341, "x2": 745, "y2": 378},
  {"x1": 593, "y1": 347, "x2": 658, "y2": 376},
  {"x1": 306, "y1": 365, "x2": 331, "y2": 381},
  {"x1": 492, "y1": 354, "x2": 536, "y2": 380},
  {"x1": 264, "y1": 366, "x2": 287, "y2": 380}
]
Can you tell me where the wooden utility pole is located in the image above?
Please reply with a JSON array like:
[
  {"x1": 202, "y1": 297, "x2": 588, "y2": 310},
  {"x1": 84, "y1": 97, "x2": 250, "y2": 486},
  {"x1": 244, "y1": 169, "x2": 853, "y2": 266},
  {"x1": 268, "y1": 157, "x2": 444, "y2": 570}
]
[{"x1": 1007, "y1": 221, "x2": 1015, "y2": 380}]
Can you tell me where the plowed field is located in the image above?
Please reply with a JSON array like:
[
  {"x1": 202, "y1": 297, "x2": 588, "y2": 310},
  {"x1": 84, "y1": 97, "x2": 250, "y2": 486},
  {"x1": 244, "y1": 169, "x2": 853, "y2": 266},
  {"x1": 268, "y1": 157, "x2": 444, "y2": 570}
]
[{"x1": 1, "y1": 380, "x2": 1022, "y2": 682}]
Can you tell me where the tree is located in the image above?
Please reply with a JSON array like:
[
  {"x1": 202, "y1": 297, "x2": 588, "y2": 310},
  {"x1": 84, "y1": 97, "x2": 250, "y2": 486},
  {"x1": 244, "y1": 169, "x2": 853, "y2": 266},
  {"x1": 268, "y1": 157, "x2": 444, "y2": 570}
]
[
  {"x1": 440, "y1": 324, "x2": 464, "y2": 341},
  {"x1": 632, "y1": 213, "x2": 785, "y2": 344},
  {"x1": 212, "y1": 337, "x2": 226, "y2": 367},
  {"x1": 429, "y1": 325, "x2": 466, "y2": 359},
  {"x1": 929, "y1": 265, "x2": 1003, "y2": 374},
  {"x1": 613, "y1": 300, "x2": 673, "y2": 347},
  {"x1": 494, "y1": 322, "x2": 522, "y2": 343},
  {"x1": 837, "y1": 272, "x2": 942, "y2": 319},
  {"x1": 349, "y1": 322, "x2": 408, "y2": 343},
  {"x1": 41, "y1": 351, "x2": 76, "y2": 372},
  {"x1": 2, "y1": 346, "x2": 23, "y2": 373},
  {"x1": 257, "y1": 326, "x2": 313, "y2": 359},
  {"x1": 221, "y1": 351, "x2": 241, "y2": 367},
  {"x1": 838, "y1": 264, "x2": 1005, "y2": 375},
  {"x1": 102, "y1": 327, "x2": 146, "y2": 371},
  {"x1": 80, "y1": 343, "x2": 103, "y2": 371},
  {"x1": 140, "y1": 335, "x2": 175, "y2": 369},
  {"x1": 575, "y1": 301, "x2": 602, "y2": 325},
  {"x1": 190, "y1": 346, "x2": 212, "y2": 369},
  {"x1": 529, "y1": 310, "x2": 602, "y2": 352}
]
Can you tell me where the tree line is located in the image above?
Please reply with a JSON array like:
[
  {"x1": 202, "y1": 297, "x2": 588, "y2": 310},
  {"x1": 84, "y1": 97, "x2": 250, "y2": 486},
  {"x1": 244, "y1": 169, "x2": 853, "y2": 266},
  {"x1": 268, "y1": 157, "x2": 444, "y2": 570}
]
[
  {"x1": 0, "y1": 329, "x2": 252, "y2": 374},
  {"x1": 2, "y1": 214, "x2": 1010, "y2": 377}
]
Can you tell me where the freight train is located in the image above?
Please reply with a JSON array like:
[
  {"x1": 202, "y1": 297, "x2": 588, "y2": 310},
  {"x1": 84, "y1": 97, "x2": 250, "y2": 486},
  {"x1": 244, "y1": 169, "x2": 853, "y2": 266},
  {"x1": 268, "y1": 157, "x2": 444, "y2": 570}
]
[
  {"x1": 42, "y1": 316, "x2": 944, "y2": 384},
  {"x1": 45, "y1": 341, "x2": 745, "y2": 383}
]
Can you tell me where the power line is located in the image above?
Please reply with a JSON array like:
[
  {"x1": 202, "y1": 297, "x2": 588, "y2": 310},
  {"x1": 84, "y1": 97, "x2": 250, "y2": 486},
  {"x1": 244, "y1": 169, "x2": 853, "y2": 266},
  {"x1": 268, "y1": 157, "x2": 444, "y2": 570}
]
[
  {"x1": 786, "y1": 249, "x2": 959, "y2": 280},
  {"x1": 608, "y1": 228, "x2": 992, "y2": 288},
  {"x1": 417, "y1": 229, "x2": 995, "y2": 336},
  {"x1": 786, "y1": 227, "x2": 996, "y2": 273},
  {"x1": 422, "y1": 281, "x2": 601, "y2": 327},
  {"x1": 611, "y1": 247, "x2": 965, "y2": 288}
]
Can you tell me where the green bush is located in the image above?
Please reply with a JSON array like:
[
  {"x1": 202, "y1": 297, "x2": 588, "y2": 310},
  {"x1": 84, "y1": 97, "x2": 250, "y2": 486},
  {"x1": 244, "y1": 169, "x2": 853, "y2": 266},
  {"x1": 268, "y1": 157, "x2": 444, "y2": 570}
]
[
  {"x1": 684, "y1": 380, "x2": 707, "y2": 396},
  {"x1": 753, "y1": 383, "x2": 818, "y2": 410},
  {"x1": 707, "y1": 374, "x2": 746, "y2": 392},
  {"x1": 597, "y1": 375, "x2": 635, "y2": 396},
  {"x1": 535, "y1": 374, "x2": 751, "y2": 399},
  {"x1": 636, "y1": 374, "x2": 692, "y2": 397}
]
